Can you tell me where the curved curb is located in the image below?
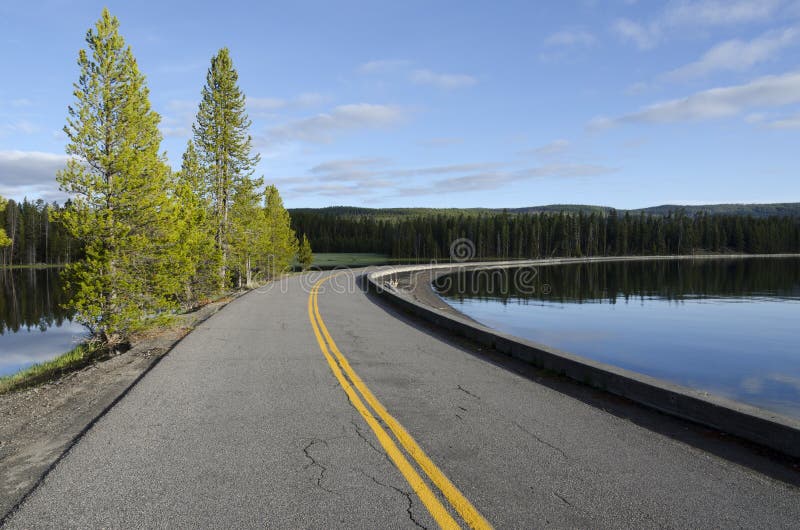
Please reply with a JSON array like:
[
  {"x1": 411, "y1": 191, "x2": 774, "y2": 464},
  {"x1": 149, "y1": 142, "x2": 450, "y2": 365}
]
[{"x1": 365, "y1": 255, "x2": 800, "y2": 459}]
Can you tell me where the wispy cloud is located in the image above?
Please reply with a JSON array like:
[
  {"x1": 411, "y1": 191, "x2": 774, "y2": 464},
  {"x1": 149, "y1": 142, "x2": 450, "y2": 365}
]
[
  {"x1": 664, "y1": 27, "x2": 799, "y2": 81},
  {"x1": 519, "y1": 139, "x2": 571, "y2": 157},
  {"x1": 357, "y1": 59, "x2": 411, "y2": 74},
  {"x1": 544, "y1": 29, "x2": 596, "y2": 48},
  {"x1": 396, "y1": 163, "x2": 617, "y2": 196},
  {"x1": 766, "y1": 112, "x2": 800, "y2": 128},
  {"x1": 248, "y1": 92, "x2": 328, "y2": 112},
  {"x1": 591, "y1": 71, "x2": 800, "y2": 126},
  {"x1": 613, "y1": 0, "x2": 789, "y2": 50},
  {"x1": 359, "y1": 59, "x2": 477, "y2": 90},
  {"x1": 612, "y1": 18, "x2": 657, "y2": 50},
  {"x1": 262, "y1": 103, "x2": 407, "y2": 145},
  {"x1": 282, "y1": 156, "x2": 615, "y2": 199},
  {"x1": 410, "y1": 69, "x2": 477, "y2": 90},
  {"x1": 0, "y1": 120, "x2": 39, "y2": 137}
]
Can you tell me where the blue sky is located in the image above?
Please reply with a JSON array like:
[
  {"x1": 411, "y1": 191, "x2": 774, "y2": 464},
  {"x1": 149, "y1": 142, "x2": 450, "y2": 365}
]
[{"x1": 1, "y1": 0, "x2": 799, "y2": 209}]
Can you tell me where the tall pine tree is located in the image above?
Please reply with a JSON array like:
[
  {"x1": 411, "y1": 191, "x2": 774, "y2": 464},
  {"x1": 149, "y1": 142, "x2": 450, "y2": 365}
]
[
  {"x1": 56, "y1": 9, "x2": 182, "y2": 346},
  {"x1": 192, "y1": 48, "x2": 261, "y2": 287}
]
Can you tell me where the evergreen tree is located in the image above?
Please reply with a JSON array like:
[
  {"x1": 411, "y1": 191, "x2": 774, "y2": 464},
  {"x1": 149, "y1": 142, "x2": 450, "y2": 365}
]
[
  {"x1": 192, "y1": 48, "x2": 261, "y2": 287},
  {"x1": 298, "y1": 234, "x2": 313, "y2": 270},
  {"x1": 263, "y1": 185, "x2": 298, "y2": 277},
  {"x1": 55, "y1": 9, "x2": 181, "y2": 346},
  {"x1": 173, "y1": 141, "x2": 222, "y2": 306},
  {"x1": 0, "y1": 197, "x2": 11, "y2": 248},
  {"x1": 229, "y1": 174, "x2": 267, "y2": 287}
]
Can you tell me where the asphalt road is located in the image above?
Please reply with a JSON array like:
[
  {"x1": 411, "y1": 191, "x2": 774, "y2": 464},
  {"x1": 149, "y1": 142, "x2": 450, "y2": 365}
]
[{"x1": 4, "y1": 269, "x2": 800, "y2": 528}]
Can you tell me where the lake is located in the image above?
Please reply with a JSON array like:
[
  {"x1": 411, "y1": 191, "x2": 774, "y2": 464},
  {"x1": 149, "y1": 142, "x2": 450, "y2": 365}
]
[
  {"x1": 0, "y1": 268, "x2": 86, "y2": 377},
  {"x1": 434, "y1": 257, "x2": 800, "y2": 420}
]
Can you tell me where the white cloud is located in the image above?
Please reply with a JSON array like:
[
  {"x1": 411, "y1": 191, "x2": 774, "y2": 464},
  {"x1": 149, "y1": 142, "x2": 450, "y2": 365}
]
[
  {"x1": 282, "y1": 156, "x2": 614, "y2": 199},
  {"x1": 766, "y1": 112, "x2": 800, "y2": 128},
  {"x1": 663, "y1": 0, "x2": 785, "y2": 27},
  {"x1": 544, "y1": 29, "x2": 596, "y2": 47},
  {"x1": 410, "y1": 69, "x2": 477, "y2": 89},
  {"x1": 595, "y1": 71, "x2": 800, "y2": 125},
  {"x1": 520, "y1": 139, "x2": 571, "y2": 157},
  {"x1": 248, "y1": 92, "x2": 328, "y2": 112},
  {"x1": 614, "y1": 0, "x2": 790, "y2": 50},
  {"x1": 613, "y1": 18, "x2": 657, "y2": 50},
  {"x1": 0, "y1": 150, "x2": 71, "y2": 202},
  {"x1": 263, "y1": 103, "x2": 407, "y2": 144},
  {"x1": 396, "y1": 163, "x2": 616, "y2": 196},
  {"x1": 665, "y1": 27, "x2": 799, "y2": 81},
  {"x1": 357, "y1": 59, "x2": 411, "y2": 74},
  {"x1": 0, "y1": 120, "x2": 39, "y2": 137},
  {"x1": 359, "y1": 60, "x2": 476, "y2": 90}
]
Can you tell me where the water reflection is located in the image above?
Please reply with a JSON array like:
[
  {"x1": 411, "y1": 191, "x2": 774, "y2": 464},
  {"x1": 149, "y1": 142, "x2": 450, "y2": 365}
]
[
  {"x1": 435, "y1": 258, "x2": 800, "y2": 419},
  {"x1": 0, "y1": 268, "x2": 86, "y2": 376}
]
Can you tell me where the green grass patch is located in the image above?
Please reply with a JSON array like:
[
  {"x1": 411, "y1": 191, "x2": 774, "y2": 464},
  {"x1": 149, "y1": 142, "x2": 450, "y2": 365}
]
[
  {"x1": 310, "y1": 253, "x2": 394, "y2": 267},
  {"x1": 0, "y1": 342, "x2": 99, "y2": 395}
]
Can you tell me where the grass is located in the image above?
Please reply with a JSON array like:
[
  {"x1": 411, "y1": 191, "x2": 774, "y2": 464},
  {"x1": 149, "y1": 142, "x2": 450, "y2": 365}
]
[
  {"x1": 309, "y1": 253, "x2": 394, "y2": 267},
  {"x1": 0, "y1": 342, "x2": 99, "y2": 395}
]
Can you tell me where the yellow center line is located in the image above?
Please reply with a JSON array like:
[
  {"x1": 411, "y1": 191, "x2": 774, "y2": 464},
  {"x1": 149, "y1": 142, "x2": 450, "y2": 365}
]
[
  {"x1": 309, "y1": 273, "x2": 492, "y2": 530},
  {"x1": 307, "y1": 277, "x2": 461, "y2": 529}
]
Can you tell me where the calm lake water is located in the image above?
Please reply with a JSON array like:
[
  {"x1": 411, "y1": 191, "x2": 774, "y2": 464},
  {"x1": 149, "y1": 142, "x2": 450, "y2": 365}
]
[
  {"x1": 0, "y1": 268, "x2": 86, "y2": 376},
  {"x1": 435, "y1": 257, "x2": 800, "y2": 419}
]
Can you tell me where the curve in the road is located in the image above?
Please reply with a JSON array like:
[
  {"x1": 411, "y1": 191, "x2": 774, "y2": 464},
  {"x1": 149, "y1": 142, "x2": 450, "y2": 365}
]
[{"x1": 309, "y1": 273, "x2": 491, "y2": 529}]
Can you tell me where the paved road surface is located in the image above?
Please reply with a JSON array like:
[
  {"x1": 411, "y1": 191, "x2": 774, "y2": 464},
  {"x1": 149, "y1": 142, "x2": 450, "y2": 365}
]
[{"x1": 5, "y1": 270, "x2": 800, "y2": 528}]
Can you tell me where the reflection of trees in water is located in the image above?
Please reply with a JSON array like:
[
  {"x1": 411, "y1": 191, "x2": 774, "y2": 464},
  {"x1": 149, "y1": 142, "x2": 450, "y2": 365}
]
[
  {"x1": 0, "y1": 268, "x2": 75, "y2": 334},
  {"x1": 435, "y1": 258, "x2": 800, "y2": 304}
]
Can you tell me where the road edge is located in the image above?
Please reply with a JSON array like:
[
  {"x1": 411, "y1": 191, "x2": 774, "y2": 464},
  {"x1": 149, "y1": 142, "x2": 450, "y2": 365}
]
[
  {"x1": 0, "y1": 290, "x2": 248, "y2": 526},
  {"x1": 365, "y1": 255, "x2": 800, "y2": 460}
]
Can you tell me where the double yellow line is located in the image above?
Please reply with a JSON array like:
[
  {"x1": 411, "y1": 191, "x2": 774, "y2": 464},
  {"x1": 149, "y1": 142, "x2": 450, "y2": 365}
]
[{"x1": 307, "y1": 274, "x2": 491, "y2": 529}]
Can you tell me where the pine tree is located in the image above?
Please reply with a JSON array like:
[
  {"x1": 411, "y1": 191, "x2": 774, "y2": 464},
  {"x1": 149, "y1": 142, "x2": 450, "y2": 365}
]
[
  {"x1": 55, "y1": 9, "x2": 181, "y2": 346},
  {"x1": 173, "y1": 141, "x2": 222, "y2": 306},
  {"x1": 0, "y1": 197, "x2": 11, "y2": 248},
  {"x1": 298, "y1": 234, "x2": 313, "y2": 270},
  {"x1": 192, "y1": 48, "x2": 261, "y2": 287},
  {"x1": 230, "y1": 174, "x2": 267, "y2": 288},
  {"x1": 263, "y1": 185, "x2": 298, "y2": 277}
]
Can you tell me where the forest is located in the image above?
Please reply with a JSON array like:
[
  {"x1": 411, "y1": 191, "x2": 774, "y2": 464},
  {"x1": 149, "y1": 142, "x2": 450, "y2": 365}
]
[
  {"x1": 291, "y1": 209, "x2": 800, "y2": 259},
  {"x1": 0, "y1": 199, "x2": 82, "y2": 267}
]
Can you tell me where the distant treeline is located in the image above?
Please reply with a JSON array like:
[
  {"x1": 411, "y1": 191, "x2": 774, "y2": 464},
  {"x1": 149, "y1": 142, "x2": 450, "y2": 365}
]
[
  {"x1": 290, "y1": 202, "x2": 800, "y2": 220},
  {"x1": 291, "y1": 210, "x2": 800, "y2": 259},
  {"x1": 0, "y1": 198, "x2": 83, "y2": 267}
]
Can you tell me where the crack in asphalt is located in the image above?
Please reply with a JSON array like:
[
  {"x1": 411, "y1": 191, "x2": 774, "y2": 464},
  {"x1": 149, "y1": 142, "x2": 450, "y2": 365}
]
[
  {"x1": 456, "y1": 385, "x2": 480, "y2": 399},
  {"x1": 513, "y1": 421, "x2": 568, "y2": 460},
  {"x1": 359, "y1": 470, "x2": 428, "y2": 530},
  {"x1": 553, "y1": 491, "x2": 573, "y2": 507},
  {"x1": 350, "y1": 419, "x2": 390, "y2": 462},
  {"x1": 301, "y1": 438, "x2": 335, "y2": 494}
]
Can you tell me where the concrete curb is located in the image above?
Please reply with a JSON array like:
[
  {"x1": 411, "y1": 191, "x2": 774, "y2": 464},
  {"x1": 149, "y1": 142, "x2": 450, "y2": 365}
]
[{"x1": 366, "y1": 255, "x2": 800, "y2": 459}]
